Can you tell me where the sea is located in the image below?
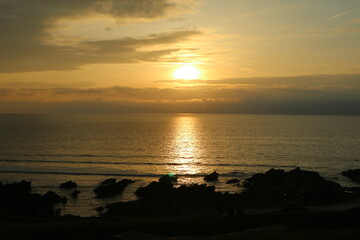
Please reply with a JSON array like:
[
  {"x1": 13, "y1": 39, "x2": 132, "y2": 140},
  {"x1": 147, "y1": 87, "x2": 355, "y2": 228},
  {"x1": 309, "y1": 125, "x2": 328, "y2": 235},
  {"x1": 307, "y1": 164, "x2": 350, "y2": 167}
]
[{"x1": 0, "y1": 113, "x2": 360, "y2": 216}]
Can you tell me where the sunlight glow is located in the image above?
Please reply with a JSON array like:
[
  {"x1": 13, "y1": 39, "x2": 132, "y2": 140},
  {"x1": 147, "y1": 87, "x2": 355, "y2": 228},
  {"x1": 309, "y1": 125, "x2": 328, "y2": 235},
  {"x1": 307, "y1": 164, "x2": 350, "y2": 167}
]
[
  {"x1": 173, "y1": 66, "x2": 200, "y2": 80},
  {"x1": 166, "y1": 116, "x2": 206, "y2": 179}
]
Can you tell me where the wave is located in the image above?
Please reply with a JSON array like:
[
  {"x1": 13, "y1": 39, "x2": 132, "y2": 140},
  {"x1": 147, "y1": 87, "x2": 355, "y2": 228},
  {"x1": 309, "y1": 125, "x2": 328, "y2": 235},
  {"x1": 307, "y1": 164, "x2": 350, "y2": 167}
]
[
  {"x1": 0, "y1": 158, "x2": 300, "y2": 169},
  {"x1": 0, "y1": 169, "x2": 212, "y2": 178},
  {"x1": 0, "y1": 158, "x2": 183, "y2": 166},
  {"x1": 0, "y1": 153, "x2": 232, "y2": 161},
  {"x1": 0, "y1": 166, "x2": 326, "y2": 179},
  {"x1": 0, "y1": 153, "x2": 157, "y2": 159}
]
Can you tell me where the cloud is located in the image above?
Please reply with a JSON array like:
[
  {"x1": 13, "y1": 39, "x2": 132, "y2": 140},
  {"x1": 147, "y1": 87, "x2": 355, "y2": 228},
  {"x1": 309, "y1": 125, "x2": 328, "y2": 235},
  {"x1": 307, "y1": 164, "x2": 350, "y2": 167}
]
[
  {"x1": 0, "y1": 0, "x2": 199, "y2": 73},
  {"x1": 326, "y1": 7, "x2": 360, "y2": 21},
  {"x1": 1, "y1": 98, "x2": 359, "y2": 115},
  {"x1": 1, "y1": 74, "x2": 360, "y2": 114},
  {"x1": 336, "y1": 28, "x2": 360, "y2": 33},
  {"x1": 156, "y1": 74, "x2": 360, "y2": 88}
]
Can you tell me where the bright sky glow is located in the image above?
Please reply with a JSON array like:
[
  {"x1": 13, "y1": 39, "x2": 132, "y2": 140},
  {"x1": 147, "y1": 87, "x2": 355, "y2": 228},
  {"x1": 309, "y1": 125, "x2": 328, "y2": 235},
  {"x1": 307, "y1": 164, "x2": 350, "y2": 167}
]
[
  {"x1": 0, "y1": 0, "x2": 359, "y2": 113},
  {"x1": 173, "y1": 66, "x2": 201, "y2": 80}
]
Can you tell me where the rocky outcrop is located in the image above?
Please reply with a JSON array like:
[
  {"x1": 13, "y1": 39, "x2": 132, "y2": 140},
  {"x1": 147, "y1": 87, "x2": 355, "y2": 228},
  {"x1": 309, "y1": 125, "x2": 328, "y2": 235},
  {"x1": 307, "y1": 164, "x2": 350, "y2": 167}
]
[
  {"x1": 0, "y1": 180, "x2": 31, "y2": 198},
  {"x1": 71, "y1": 190, "x2": 81, "y2": 199},
  {"x1": 94, "y1": 179, "x2": 134, "y2": 198},
  {"x1": 204, "y1": 172, "x2": 219, "y2": 181},
  {"x1": 158, "y1": 174, "x2": 178, "y2": 184},
  {"x1": 41, "y1": 191, "x2": 67, "y2": 204},
  {"x1": 226, "y1": 179, "x2": 240, "y2": 184},
  {"x1": 0, "y1": 180, "x2": 67, "y2": 216},
  {"x1": 101, "y1": 178, "x2": 116, "y2": 185},
  {"x1": 59, "y1": 181, "x2": 77, "y2": 189},
  {"x1": 135, "y1": 181, "x2": 174, "y2": 198},
  {"x1": 106, "y1": 181, "x2": 242, "y2": 217},
  {"x1": 95, "y1": 206, "x2": 104, "y2": 213},
  {"x1": 239, "y1": 168, "x2": 348, "y2": 207},
  {"x1": 342, "y1": 169, "x2": 360, "y2": 183},
  {"x1": 102, "y1": 168, "x2": 353, "y2": 218}
]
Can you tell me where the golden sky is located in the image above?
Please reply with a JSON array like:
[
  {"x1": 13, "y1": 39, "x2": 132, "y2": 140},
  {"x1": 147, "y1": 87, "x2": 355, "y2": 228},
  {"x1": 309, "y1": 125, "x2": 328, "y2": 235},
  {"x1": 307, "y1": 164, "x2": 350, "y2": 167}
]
[{"x1": 0, "y1": 0, "x2": 359, "y2": 113}]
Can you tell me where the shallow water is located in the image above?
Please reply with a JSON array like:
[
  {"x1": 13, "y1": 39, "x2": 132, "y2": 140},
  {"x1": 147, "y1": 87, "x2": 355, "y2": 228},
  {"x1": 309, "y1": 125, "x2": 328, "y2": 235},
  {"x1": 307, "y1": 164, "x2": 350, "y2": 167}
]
[{"x1": 1, "y1": 113, "x2": 360, "y2": 216}]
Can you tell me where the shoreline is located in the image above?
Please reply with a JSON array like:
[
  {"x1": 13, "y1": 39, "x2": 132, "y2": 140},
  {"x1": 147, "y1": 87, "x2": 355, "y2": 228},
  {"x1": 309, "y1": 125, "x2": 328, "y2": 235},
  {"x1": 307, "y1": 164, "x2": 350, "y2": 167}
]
[
  {"x1": 1, "y1": 167, "x2": 359, "y2": 217},
  {"x1": 1, "y1": 168, "x2": 360, "y2": 239},
  {"x1": 1, "y1": 206, "x2": 360, "y2": 240}
]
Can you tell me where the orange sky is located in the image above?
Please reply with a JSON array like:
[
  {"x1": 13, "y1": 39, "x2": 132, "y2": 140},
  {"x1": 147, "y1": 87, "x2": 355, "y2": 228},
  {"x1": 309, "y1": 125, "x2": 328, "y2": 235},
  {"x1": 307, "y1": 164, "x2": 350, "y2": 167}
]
[{"x1": 0, "y1": 0, "x2": 359, "y2": 113}]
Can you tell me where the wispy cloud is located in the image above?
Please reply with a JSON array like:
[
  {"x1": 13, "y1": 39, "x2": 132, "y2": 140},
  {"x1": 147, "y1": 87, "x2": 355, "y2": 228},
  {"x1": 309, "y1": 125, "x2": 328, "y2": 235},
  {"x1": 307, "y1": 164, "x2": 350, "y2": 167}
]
[
  {"x1": 326, "y1": 7, "x2": 360, "y2": 21},
  {"x1": 156, "y1": 74, "x2": 360, "y2": 88},
  {"x1": 0, "y1": 0, "x2": 201, "y2": 73},
  {"x1": 0, "y1": 29, "x2": 203, "y2": 73},
  {"x1": 336, "y1": 28, "x2": 360, "y2": 33}
]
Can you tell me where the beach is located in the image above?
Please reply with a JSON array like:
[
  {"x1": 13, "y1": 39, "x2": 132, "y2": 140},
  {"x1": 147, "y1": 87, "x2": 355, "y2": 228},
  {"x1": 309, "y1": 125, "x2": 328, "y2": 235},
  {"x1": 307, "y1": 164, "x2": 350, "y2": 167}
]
[
  {"x1": 2, "y1": 0, "x2": 360, "y2": 238},
  {"x1": 1, "y1": 114, "x2": 360, "y2": 239},
  {"x1": 1, "y1": 168, "x2": 360, "y2": 240},
  {"x1": 1, "y1": 114, "x2": 360, "y2": 216}
]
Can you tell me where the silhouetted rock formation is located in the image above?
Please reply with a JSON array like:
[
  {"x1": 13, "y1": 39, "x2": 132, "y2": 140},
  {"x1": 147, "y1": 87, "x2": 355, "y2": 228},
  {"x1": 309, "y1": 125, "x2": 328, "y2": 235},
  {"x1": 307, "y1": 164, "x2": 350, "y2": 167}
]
[
  {"x1": 239, "y1": 168, "x2": 348, "y2": 207},
  {"x1": 101, "y1": 178, "x2": 116, "y2": 185},
  {"x1": 0, "y1": 180, "x2": 67, "y2": 216},
  {"x1": 71, "y1": 190, "x2": 81, "y2": 198},
  {"x1": 204, "y1": 171, "x2": 219, "y2": 181},
  {"x1": 345, "y1": 187, "x2": 360, "y2": 198},
  {"x1": 102, "y1": 168, "x2": 354, "y2": 218},
  {"x1": 106, "y1": 181, "x2": 242, "y2": 217},
  {"x1": 95, "y1": 206, "x2": 104, "y2": 213},
  {"x1": 42, "y1": 191, "x2": 67, "y2": 204},
  {"x1": 226, "y1": 178, "x2": 240, "y2": 184},
  {"x1": 94, "y1": 179, "x2": 134, "y2": 198},
  {"x1": 0, "y1": 180, "x2": 31, "y2": 198},
  {"x1": 342, "y1": 169, "x2": 360, "y2": 183},
  {"x1": 59, "y1": 181, "x2": 77, "y2": 189},
  {"x1": 135, "y1": 181, "x2": 174, "y2": 198},
  {"x1": 158, "y1": 174, "x2": 178, "y2": 184}
]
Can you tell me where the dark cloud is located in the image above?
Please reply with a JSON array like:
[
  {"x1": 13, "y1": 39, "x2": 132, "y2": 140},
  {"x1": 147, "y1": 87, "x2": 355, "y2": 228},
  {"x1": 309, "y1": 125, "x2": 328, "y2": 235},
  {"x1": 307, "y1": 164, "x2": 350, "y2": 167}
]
[
  {"x1": 1, "y1": 98, "x2": 359, "y2": 115},
  {"x1": 0, "y1": 0, "x2": 199, "y2": 73},
  {"x1": 1, "y1": 74, "x2": 360, "y2": 114},
  {"x1": 156, "y1": 74, "x2": 360, "y2": 88}
]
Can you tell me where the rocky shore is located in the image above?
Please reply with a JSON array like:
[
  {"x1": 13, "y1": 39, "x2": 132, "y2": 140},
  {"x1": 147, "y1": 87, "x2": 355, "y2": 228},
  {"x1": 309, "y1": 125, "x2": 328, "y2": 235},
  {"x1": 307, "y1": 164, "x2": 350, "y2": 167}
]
[{"x1": 1, "y1": 168, "x2": 360, "y2": 239}]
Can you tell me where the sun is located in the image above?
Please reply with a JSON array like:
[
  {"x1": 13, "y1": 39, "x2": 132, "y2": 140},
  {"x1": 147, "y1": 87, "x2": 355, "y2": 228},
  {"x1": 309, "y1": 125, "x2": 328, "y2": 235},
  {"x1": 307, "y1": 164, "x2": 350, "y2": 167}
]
[{"x1": 173, "y1": 65, "x2": 200, "y2": 80}]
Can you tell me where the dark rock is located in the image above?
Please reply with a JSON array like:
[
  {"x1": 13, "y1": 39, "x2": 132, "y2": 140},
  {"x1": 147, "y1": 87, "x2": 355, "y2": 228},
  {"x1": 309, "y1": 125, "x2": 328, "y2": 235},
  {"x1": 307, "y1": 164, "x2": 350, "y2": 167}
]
[
  {"x1": 94, "y1": 179, "x2": 134, "y2": 198},
  {"x1": 59, "y1": 181, "x2": 77, "y2": 189},
  {"x1": 101, "y1": 178, "x2": 116, "y2": 185},
  {"x1": 284, "y1": 201, "x2": 307, "y2": 211},
  {"x1": 0, "y1": 180, "x2": 67, "y2": 216},
  {"x1": 104, "y1": 168, "x2": 352, "y2": 218},
  {"x1": 64, "y1": 214, "x2": 80, "y2": 218},
  {"x1": 105, "y1": 183, "x2": 240, "y2": 217},
  {"x1": 42, "y1": 191, "x2": 67, "y2": 204},
  {"x1": 135, "y1": 181, "x2": 174, "y2": 198},
  {"x1": 71, "y1": 190, "x2": 80, "y2": 198},
  {"x1": 0, "y1": 180, "x2": 33, "y2": 215},
  {"x1": 0, "y1": 180, "x2": 31, "y2": 197},
  {"x1": 112, "y1": 231, "x2": 148, "y2": 240},
  {"x1": 159, "y1": 174, "x2": 178, "y2": 183},
  {"x1": 204, "y1": 171, "x2": 219, "y2": 181},
  {"x1": 342, "y1": 169, "x2": 360, "y2": 183},
  {"x1": 54, "y1": 208, "x2": 61, "y2": 216},
  {"x1": 226, "y1": 178, "x2": 240, "y2": 184},
  {"x1": 345, "y1": 187, "x2": 360, "y2": 197},
  {"x1": 95, "y1": 206, "x2": 104, "y2": 212},
  {"x1": 239, "y1": 168, "x2": 348, "y2": 207}
]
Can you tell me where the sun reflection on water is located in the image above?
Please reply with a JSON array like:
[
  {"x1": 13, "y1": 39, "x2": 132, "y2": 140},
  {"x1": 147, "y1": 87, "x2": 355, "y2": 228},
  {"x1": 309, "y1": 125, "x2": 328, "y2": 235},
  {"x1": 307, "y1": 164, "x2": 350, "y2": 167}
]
[{"x1": 167, "y1": 115, "x2": 205, "y2": 177}]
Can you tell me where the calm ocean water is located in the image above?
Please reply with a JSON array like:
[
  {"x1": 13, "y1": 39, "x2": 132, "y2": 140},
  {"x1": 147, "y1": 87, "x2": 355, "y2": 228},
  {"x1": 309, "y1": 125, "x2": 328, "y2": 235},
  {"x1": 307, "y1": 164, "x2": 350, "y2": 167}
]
[{"x1": 1, "y1": 113, "x2": 360, "y2": 216}]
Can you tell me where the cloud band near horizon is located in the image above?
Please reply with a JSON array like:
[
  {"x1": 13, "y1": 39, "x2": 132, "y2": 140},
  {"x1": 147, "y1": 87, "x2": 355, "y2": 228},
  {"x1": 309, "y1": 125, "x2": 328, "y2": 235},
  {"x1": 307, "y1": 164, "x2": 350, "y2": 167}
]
[{"x1": 1, "y1": 74, "x2": 359, "y2": 114}]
